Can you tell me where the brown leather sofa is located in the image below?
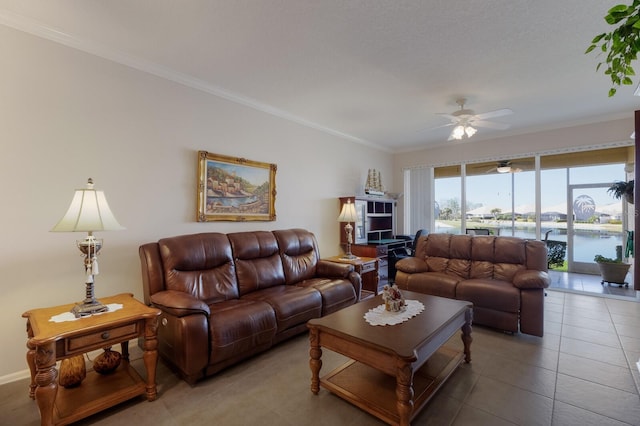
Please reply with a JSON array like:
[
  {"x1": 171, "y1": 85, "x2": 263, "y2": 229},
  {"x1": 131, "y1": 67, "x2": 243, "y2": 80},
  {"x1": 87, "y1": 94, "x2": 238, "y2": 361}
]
[
  {"x1": 139, "y1": 228, "x2": 361, "y2": 384},
  {"x1": 394, "y1": 233, "x2": 550, "y2": 336}
]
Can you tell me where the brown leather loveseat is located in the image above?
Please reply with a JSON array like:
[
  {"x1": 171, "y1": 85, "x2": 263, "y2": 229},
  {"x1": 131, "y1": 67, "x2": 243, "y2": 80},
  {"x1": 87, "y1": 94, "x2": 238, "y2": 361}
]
[
  {"x1": 394, "y1": 233, "x2": 550, "y2": 336},
  {"x1": 139, "y1": 228, "x2": 361, "y2": 384}
]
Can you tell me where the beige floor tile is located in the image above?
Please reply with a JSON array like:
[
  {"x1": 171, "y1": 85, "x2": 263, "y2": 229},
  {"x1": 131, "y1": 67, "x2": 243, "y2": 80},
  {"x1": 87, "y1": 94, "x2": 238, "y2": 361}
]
[
  {"x1": 464, "y1": 376, "x2": 553, "y2": 426},
  {"x1": 544, "y1": 302, "x2": 563, "y2": 314},
  {"x1": 561, "y1": 323, "x2": 622, "y2": 348},
  {"x1": 563, "y1": 294, "x2": 608, "y2": 310},
  {"x1": 562, "y1": 312, "x2": 616, "y2": 334},
  {"x1": 558, "y1": 352, "x2": 637, "y2": 393},
  {"x1": 545, "y1": 310, "x2": 563, "y2": 324},
  {"x1": 563, "y1": 304, "x2": 610, "y2": 321},
  {"x1": 560, "y1": 336, "x2": 628, "y2": 368},
  {"x1": 452, "y1": 404, "x2": 517, "y2": 425},
  {"x1": 478, "y1": 353, "x2": 556, "y2": 397},
  {"x1": 552, "y1": 401, "x2": 631, "y2": 426},
  {"x1": 620, "y1": 334, "x2": 640, "y2": 353},
  {"x1": 544, "y1": 319, "x2": 562, "y2": 336},
  {"x1": 411, "y1": 391, "x2": 466, "y2": 425},
  {"x1": 555, "y1": 373, "x2": 640, "y2": 425},
  {"x1": 614, "y1": 320, "x2": 640, "y2": 339},
  {"x1": 437, "y1": 361, "x2": 481, "y2": 402},
  {"x1": 606, "y1": 298, "x2": 640, "y2": 317}
]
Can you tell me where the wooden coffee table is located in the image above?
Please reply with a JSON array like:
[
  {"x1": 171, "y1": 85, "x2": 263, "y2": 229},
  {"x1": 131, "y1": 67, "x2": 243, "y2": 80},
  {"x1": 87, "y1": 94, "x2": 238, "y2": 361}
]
[{"x1": 307, "y1": 290, "x2": 472, "y2": 426}]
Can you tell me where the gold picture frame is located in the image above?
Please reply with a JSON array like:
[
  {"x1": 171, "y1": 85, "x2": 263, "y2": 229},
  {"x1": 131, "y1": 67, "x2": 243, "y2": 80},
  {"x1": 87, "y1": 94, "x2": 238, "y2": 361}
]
[{"x1": 197, "y1": 151, "x2": 277, "y2": 222}]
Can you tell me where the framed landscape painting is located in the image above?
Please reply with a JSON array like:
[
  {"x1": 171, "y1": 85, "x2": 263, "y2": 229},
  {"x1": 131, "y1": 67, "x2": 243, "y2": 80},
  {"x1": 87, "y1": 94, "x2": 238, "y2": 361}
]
[{"x1": 197, "y1": 151, "x2": 277, "y2": 222}]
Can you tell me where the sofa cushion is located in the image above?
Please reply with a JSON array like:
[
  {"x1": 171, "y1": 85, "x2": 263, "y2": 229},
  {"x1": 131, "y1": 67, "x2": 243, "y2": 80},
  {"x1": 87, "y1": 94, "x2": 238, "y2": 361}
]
[
  {"x1": 242, "y1": 285, "x2": 322, "y2": 331},
  {"x1": 158, "y1": 233, "x2": 239, "y2": 304},
  {"x1": 228, "y1": 231, "x2": 286, "y2": 295},
  {"x1": 457, "y1": 279, "x2": 520, "y2": 313},
  {"x1": 401, "y1": 271, "x2": 460, "y2": 299},
  {"x1": 426, "y1": 257, "x2": 449, "y2": 272},
  {"x1": 296, "y1": 278, "x2": 356, "y2": 315},
  {"x1": 470, "y1": 260, "x2": 494, "y2": 279},
  {"x1": 208, "y1": 299, "x2": 277, "y2": 364},
  {"x1": 273, "y1": 228, "x2": 320, "y2": 284}
]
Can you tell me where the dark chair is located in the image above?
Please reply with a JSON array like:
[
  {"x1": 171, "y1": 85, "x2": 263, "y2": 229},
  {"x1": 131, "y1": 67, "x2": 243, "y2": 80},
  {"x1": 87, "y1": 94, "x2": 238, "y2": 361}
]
[
  {"x1": 388, "y1": 229, "x2": 428, "y2": 282},
  {"x1": 466, "y1": 228, "x2": 491, "y2": 235}
]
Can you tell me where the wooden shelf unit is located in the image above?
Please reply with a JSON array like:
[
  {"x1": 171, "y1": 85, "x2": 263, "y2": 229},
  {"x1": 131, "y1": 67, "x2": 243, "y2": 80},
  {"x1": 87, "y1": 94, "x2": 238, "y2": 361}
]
[{"x1": 338, "y1": 196, "x2": 409, "y2": 288}]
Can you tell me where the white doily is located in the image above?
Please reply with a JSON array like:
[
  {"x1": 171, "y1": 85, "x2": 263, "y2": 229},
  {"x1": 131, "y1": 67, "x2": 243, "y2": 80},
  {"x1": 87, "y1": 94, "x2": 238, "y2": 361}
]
[
  {"x1": 49, "y1": 303, "x2": 124, "y2": 323},
  {"x1": 364, "y1": 300, "x2": 425, "y2": 326}
]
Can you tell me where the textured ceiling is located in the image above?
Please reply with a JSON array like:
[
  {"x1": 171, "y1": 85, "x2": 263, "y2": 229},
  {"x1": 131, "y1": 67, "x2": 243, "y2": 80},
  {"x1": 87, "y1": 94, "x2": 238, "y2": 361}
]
[{"x1": 0, "y1": 0, "x2": 636, "y2": 152}]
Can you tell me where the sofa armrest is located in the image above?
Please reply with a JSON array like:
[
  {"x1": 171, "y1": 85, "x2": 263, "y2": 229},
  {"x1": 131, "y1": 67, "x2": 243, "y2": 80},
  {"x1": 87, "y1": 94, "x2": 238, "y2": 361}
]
[
  {"x1": 395, "y1": 257, "x2": 429, "y2": 274},
  {"x1": 513, "y1": 270, "x2": 550, "y2": 289},
  {"x1": 316, "y1": 260, "x2": 361, "y2": 301},
  {"x1": 150, "y1": 290, "x2": 211, "y2": 317},
  {"x1": 316, "y1": 260, "x2": 354, "y2": 277}
]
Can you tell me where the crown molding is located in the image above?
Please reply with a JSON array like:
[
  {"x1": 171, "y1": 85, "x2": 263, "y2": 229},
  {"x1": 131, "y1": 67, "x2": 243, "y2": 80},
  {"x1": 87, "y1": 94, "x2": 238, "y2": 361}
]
[{"x1": 0, "y1": 9, "x2": 389, "y2": 151}]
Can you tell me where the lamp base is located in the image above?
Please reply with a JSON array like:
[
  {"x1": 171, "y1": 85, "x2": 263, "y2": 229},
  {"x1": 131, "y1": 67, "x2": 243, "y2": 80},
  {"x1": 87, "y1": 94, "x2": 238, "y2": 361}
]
[
  {"x1": 340, "y1": 253, "x2": 360, "y2": 260},
  {"x1": 71, "y1": 299, "x2": 108, "y2": 317}
]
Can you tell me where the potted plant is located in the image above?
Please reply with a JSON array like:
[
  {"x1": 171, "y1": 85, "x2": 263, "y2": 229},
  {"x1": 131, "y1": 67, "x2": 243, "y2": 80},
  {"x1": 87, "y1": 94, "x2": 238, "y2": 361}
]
[
  {"x1": 607, "y1": 180, "x2": 634, "y2": 204},
  {"x1": 586, "y1": 1, "x2": 640, "y2": 97},
  {"x1": 594, "y1": 254, "x2": 631, "y2": 286}
]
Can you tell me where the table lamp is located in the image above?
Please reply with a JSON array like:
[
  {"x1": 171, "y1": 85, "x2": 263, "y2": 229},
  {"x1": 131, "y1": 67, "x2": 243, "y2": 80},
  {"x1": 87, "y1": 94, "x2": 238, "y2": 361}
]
[
  {"x1": 51, "y1": 178, "x2": 125, "y2": 317},
  {"x1": 337, "y1": 199, "x2": 359, "y2": 259}
]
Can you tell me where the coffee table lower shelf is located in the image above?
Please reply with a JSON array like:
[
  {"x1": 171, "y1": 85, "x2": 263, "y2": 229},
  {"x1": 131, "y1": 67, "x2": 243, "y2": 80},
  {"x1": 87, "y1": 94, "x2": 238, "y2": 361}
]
[{"x1": 320, "y1": 346, "x2": 463, "y2": 425}]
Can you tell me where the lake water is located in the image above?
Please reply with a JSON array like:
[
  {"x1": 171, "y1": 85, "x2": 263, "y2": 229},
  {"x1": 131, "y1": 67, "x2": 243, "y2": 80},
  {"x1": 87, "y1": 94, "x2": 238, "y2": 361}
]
[{"x1": 434, "y1": 224, "x2": 626, "y2": 263}]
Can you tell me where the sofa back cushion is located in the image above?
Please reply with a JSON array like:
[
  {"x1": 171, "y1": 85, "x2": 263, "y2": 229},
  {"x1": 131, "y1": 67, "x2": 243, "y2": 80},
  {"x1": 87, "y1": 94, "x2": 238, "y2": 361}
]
[
  {"x1": 228, "y1": 231, "x2": 286, "y2": 296},
  {"x1": 158, "y1": 233, "x2": 238, "y2": 304},
  {"x1": 273, "y1": 229, "x2": 320, "y2": 285},
  {"x1": 416, "y1": 234, "x2": 545, "y2": 281},
  {"x1": 491, "y1": 236, "x2": 527, "y2": 281}
]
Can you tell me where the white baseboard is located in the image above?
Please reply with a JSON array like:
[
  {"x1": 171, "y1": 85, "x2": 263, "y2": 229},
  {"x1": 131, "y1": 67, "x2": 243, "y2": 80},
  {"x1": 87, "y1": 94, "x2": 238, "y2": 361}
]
[{"x1": 0, "y1": 369, "x2": 31, "y2": 385}]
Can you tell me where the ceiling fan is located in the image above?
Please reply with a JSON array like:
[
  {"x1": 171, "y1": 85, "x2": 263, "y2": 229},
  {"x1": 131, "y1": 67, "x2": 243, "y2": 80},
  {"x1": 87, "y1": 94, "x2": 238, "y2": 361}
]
[
  {"x1": 436, "y1": 98, "x2": 513, "y2": 141},
  {"x1": 485, "y1": 160, "x2": 526, "y2": 174}
]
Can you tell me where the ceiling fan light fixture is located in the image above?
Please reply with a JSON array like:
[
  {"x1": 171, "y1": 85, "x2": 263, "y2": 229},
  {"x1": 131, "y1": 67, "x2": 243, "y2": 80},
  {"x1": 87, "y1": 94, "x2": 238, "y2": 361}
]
[
  {"x1": 450, "y1": 125, "x2": 465, "y2": 140},
  {"x1": 465, "y1": 125, "x2": 477, "y2": 137},
  {"x1": 497, "y1": 165, "x2": 511, "y2": 173}
]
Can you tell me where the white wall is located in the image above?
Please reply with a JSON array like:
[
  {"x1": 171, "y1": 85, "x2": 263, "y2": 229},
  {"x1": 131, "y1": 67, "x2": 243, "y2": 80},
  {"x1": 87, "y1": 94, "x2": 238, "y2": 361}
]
[{"x1": 0, "y1": 26, "x2": 392, "y2": 380}]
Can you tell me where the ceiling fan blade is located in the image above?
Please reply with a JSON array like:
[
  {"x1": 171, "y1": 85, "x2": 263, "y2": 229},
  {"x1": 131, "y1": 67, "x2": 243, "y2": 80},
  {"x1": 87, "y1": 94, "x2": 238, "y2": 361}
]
[
  {"x1": 436, "y1": 113, "x2": 458, "y2": 121},
  {"x1": 474, "y1": 108, "x2": 513, "y2": 120},
  {"x1": 417, "y1": 122, "x2": 455, "y2": 133},
  {"x1": 471, "y1": 120, "x2": 510, "y2": 130}
]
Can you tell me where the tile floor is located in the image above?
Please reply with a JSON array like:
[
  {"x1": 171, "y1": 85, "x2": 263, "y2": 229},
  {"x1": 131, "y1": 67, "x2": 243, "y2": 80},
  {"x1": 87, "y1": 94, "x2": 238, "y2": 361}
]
[
  {"x1": 3, "y1": 289, "x2": 640, "y2": 425},
  {"x1": 548, "y1": 270, "x2": 637, "y2": 299}
]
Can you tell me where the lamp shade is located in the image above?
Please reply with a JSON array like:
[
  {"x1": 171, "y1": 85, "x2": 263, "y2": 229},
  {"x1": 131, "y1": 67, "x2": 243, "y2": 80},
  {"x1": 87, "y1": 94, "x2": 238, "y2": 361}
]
[
  {"x1": 51, "y1": 178, "x2": 125, "y2": 232},
  {"x1": 337, "y1": 200, "x2": 358, "y2": 223}
]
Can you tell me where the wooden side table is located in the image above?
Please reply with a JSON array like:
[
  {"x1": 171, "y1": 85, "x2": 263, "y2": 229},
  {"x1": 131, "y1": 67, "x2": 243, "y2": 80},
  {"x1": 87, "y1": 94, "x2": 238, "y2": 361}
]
[
  {"x1": 23, "y1": 293, "x2": 160, "y2": 426},
  {"x1": 324, "y1": 255, "x2": 379, "y2": 300}
]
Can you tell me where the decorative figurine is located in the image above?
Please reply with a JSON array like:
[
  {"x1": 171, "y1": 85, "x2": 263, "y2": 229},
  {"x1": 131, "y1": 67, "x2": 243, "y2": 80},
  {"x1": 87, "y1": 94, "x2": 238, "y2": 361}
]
[{"x1": 382, "y1": 284, "x2": 406, "y2": 312}]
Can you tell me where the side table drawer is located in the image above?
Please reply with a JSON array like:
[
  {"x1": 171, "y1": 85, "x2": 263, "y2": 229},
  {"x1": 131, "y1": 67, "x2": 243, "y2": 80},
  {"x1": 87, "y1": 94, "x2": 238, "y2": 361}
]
[
  {"x1": 67, "y1": 323, "x2": 139, "y2": 353},
  {"x1": 360, "y1": 261, "x2": 376, "y2": 274}
]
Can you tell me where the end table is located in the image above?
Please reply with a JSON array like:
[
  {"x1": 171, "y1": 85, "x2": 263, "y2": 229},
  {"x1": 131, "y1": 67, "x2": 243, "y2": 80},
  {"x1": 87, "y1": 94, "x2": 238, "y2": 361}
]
[
  {"x1": 23, "y1": 293, "x2": 160, "y2": 426},
  {"x1": 324, "y1": 255, "x2": 379, "y2": 300}
]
